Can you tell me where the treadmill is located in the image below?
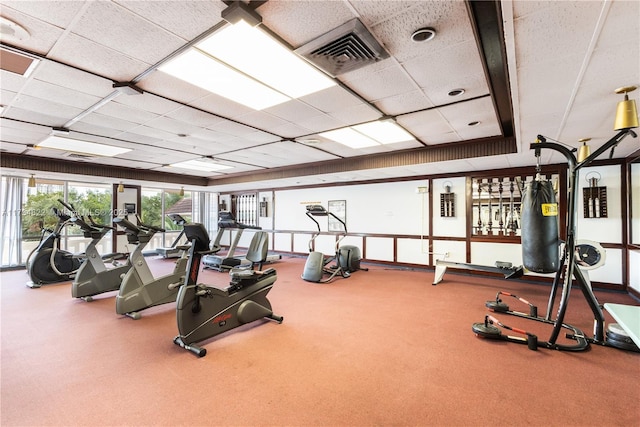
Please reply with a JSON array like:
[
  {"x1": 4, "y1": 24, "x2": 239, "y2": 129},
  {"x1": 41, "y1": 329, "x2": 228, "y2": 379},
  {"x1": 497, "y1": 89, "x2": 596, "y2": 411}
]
[
  {"x1": 203, "y1": 211, "x2": 280, "y2": 271},
  {"x1": 156, "y1": 213, "x2": 187, "y2": 259}
]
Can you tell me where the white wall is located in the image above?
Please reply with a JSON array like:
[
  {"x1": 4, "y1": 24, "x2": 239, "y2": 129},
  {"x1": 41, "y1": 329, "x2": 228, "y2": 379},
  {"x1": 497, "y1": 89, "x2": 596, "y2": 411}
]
[
  {"x1": 432, "y1": 177, "x2": 466, "y2": 238},
  {"x1": 264, "y1": 163, "x2": 633, "y2": 289},
  {"x1": 275, "y1": 180, "x2": 430, "y2": 235}
]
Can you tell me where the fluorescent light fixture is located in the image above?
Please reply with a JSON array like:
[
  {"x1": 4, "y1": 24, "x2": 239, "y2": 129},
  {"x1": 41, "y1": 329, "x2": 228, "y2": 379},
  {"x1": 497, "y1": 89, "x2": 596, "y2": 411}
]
[
  {"x1": 319, "y1": 120, "x2": 415, "y2": 148},
  {"x1": 197, "y1": 20, "x2": 336, "y2": 99},
  {"x1": 159, "y1": 49, "x2": 289, "y2": 110},
  {"x1": 38, "y1": 135, "x2": 131, "y2": 157},
  {"x1": 319, "y1": 128, "x2": 379, "y2": 149},
  {"x1": 352, "y1": 120, "x2": 415, "y2": 144},
  {"x1": 170, "y1": 159, "x2": 233, "y2": 172},
  {"x1": 158, "y1": 14, "x2": 336, "y2": 110}
]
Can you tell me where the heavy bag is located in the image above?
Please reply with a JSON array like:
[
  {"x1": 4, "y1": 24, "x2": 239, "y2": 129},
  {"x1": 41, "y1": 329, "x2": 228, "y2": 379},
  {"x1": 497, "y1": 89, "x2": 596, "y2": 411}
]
[{"x1": 521, "y1": 179, "x2": 559, "y2": 273}]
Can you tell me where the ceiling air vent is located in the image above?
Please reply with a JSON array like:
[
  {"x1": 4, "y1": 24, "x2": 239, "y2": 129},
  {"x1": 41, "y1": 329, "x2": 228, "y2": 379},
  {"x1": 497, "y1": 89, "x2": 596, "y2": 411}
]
[
  {"x1": 64, "y1": 152, "x2": 95, "y2": 160},
  {"x1": 295, "y1": 18, "x2": 389, "y2": 77}
]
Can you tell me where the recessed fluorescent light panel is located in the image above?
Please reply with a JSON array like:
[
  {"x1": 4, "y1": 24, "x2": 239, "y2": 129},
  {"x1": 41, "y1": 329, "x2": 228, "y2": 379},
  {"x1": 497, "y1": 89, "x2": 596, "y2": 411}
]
[
  {"x1": 159, "y1": 50, "x2": 288, "y2": 110},
  {"x1": 158, "y1": 19, "x2": 335, "y2": 110},
  {"x1": 319, "y1": 120, "x2": 415, "y2": 148},
  {"x1": 352, "y1": 120, "x2": 415, "y2": 144},
  {"x1": 319, "y1": 128, "x2": 379, "y2": 149},
  {"x1": 38, "y1": 136, "x2": 131, "y2": 157},
  {"x1": 197, "y1": 20, "x2": 335, "y2": 99},
  {"x1": 170, "y1": 159, "x2": 233, "y2": 172}
]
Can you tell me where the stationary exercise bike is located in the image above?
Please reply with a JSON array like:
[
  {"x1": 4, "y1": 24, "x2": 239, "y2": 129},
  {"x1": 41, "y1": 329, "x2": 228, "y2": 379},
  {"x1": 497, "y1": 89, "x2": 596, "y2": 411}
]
[
  {"x1": 301, "y1": 205, "x2": 366, "y2": 283},
  {"x1": 174, "y1": 223, "x2": 283, "y2": 357},
  {"x1": 70, "y1": 211, "x2": 130, "y2": 301},
  {"x1": 26, "y1": 199, "x2": 83, "y2": 288},
  {"x1": 113, "y1": 216, "x2": 189, "y2": 319}
]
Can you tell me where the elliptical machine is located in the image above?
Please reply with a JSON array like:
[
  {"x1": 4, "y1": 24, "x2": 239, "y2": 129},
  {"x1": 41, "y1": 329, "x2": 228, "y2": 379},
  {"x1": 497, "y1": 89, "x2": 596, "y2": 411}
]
[
  {"x1": 113, "y1": 216, "x2": 189, "y2": 319},
  {"x1": 26, "y1": 199, "x2": 83, "y2": 288},
  {"x1": 70, "y1": 212, "x2": 130, "y2": 302},
  {"x1": 174, "y1": 223, "x2": 283, "y2": 357},
  {"x1": 301, "y1": 205, "x2": 366, "y2": 283}
]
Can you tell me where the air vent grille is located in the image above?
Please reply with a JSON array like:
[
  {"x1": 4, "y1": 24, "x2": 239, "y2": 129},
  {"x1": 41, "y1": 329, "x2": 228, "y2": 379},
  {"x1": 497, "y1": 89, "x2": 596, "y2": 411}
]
[
  {"x1": 65, "y1": 152, "x2": 95, "y2": 159},
  {"x1": 295, "y1": 18, "x2": 389, "y2": 77}
]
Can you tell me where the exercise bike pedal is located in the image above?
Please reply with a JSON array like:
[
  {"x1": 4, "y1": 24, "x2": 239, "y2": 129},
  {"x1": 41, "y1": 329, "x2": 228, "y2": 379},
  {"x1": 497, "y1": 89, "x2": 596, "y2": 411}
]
[
  {"x1": 173, "y1": 336, "x2": 207, "y2": 357},
  {"x1": 125, "y1": 311, "x2": 142, "y2": 320}
]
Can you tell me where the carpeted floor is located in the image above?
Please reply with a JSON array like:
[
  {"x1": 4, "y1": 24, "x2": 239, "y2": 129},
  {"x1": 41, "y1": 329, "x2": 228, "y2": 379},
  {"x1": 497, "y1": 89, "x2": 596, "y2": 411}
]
[{"x1": 1, "y1": 255, "x2": 639, "y2": 426}]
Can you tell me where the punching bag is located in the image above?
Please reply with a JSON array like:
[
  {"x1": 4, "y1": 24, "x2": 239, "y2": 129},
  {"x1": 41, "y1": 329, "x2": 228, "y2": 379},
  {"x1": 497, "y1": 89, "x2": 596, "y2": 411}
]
[{"x1": 521, "y1": 178, "x2": 559, "y2": 273}]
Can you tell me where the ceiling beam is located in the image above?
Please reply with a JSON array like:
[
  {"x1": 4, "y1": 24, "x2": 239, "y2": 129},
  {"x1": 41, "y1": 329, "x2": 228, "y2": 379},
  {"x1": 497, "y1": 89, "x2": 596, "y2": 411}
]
[
  {"x1": 466, "y1": 0, "x2": 514, "y2": 137},
  {"x1": 207, "y1": 136, "x2": 517, "y2": 186},
  {"x1": 0, "y1": 153, "x2": 208, "y2": 186}
]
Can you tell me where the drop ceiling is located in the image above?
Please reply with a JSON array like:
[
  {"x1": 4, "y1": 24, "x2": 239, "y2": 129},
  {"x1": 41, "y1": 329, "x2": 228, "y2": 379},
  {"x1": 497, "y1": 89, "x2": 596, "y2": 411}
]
[{"x1": 0, "y1": 0, "x2": 638, "y2": 193}]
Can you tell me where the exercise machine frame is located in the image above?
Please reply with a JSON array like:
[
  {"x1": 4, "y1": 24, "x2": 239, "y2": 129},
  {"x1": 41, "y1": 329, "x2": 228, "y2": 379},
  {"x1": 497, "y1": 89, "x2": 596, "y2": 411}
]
[
  {"x1": 113, "y1": 216, "x2": 189, "y2": 319},
  {"x1": 71, "y1": 214, "x2": 130, "y2": 301},
  {"x1": 301, "y1": 205, "x2": 366, "y2": 283},
  {"x1": 472, "y1": 129, "x2": 638, "y2": 351},
  {"x1": 173, "y1": 223, "x2": 283, "y2": 357},
  {"x1": 26, "y1": 199, "x2": 83, "y2": 288},
  {"x1": 432, "y1": 259, "x2": 524, "y2": 285}
]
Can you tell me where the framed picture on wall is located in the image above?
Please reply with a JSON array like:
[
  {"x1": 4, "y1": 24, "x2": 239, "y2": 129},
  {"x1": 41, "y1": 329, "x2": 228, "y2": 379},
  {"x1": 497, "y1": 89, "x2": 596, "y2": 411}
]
[{"x1": 328, "y1": 200, "x2": 346, "y2": 232}]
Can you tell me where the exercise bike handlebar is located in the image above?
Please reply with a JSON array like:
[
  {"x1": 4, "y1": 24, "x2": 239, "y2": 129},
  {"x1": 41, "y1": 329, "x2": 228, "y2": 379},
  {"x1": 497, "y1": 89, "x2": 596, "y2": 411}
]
[
  {"x1": 113, "y1": 217, "x2": 141, "y2": 234},
  {"x1": 57, "y1": 199, "x2": 80, "y2": 216},
  {"x1": 87, "y1": 215, "x2": 116, "y2": 230},
  {"x1": 70, "y1": 216, "x2": 100, "y2": 233},
  {"x1": 304, "y1": 205, "x2": 348, "y2": 252}
]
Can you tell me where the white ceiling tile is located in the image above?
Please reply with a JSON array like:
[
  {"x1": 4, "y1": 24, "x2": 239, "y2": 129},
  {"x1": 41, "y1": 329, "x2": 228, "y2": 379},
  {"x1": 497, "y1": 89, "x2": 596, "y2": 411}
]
[
  {"x1": 401, "y1": 40, "x2": 489, "y2": 103},
  {"x1": 20, "y1": 79, "x2": 102, "y2": 110},
  {"x1": 341, "y1": 64, "x2": 417, "y2": 102},
  {"x1": 0, "y1": 5, "x2": 67, "y2": 54},
  {"x1": 75, "y1": 112, "x2": 142, "y2": 135},
  {"x1": 188, "y1": 93, "x2": 256, "y2": 119},
  {"x1": 113, "y1": 92, "x2": 181, "y2": 116},
  {"x1": 49, "y1": 33, "x2": 152, "y2": 81},
  {"x1": 115, "y1": 0, "x2": 226, "y2": 41},
  {"x1": 374, "y1": 90, "x2": 434, "y2": 116},
  {"x1": 350, "y1": 1, "x2": 420, "y2": 27},
  {"x1": 143, "y1": 116, "x2": 202, "y2": 136},
  {"x1": 33, "y1": 61, "x2": 114, "y2": 97},
  {"x1": 218, "y1": 140, "x2": 338, "y2": 168},
  {"x1": 0, "y1": 141, "x2": 26, "y2": 153},
  {"x1": 259, "y1": 0, "x2": 355, "y2": 46},
  {"x1": 96, "y1": 102, "x2": 160, "y2": 125},
  {"x1": 513, "y1": 2, "x2": 602, "y2": 67},
  {"x1": 397, "y1": 109, "x2": 454, "y2": 142},
  {"x1": 438, "y1": 97, "x2": 501, "y2": 140},
  {"x1": 164, "y1": 107, "x2": 225, "y2": 129},
  {"x1": 371, "y1": 1, "x2": 473, "y2": 63},
  {"x1": 299, "y1": 86, "x2": 367, "y2": 114},
  {"x1": 328, "y1": 103, "x2": 381, "y2": 126},
  {"x1": 138, "y1": 71, "x2": 214, "y2": 105},
  {"x1": 264, "y1": 100, "x2": 324, "y2": 123},
  {"x1": 70, "y1": 1, "x2": 186, "y2": 65}
]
